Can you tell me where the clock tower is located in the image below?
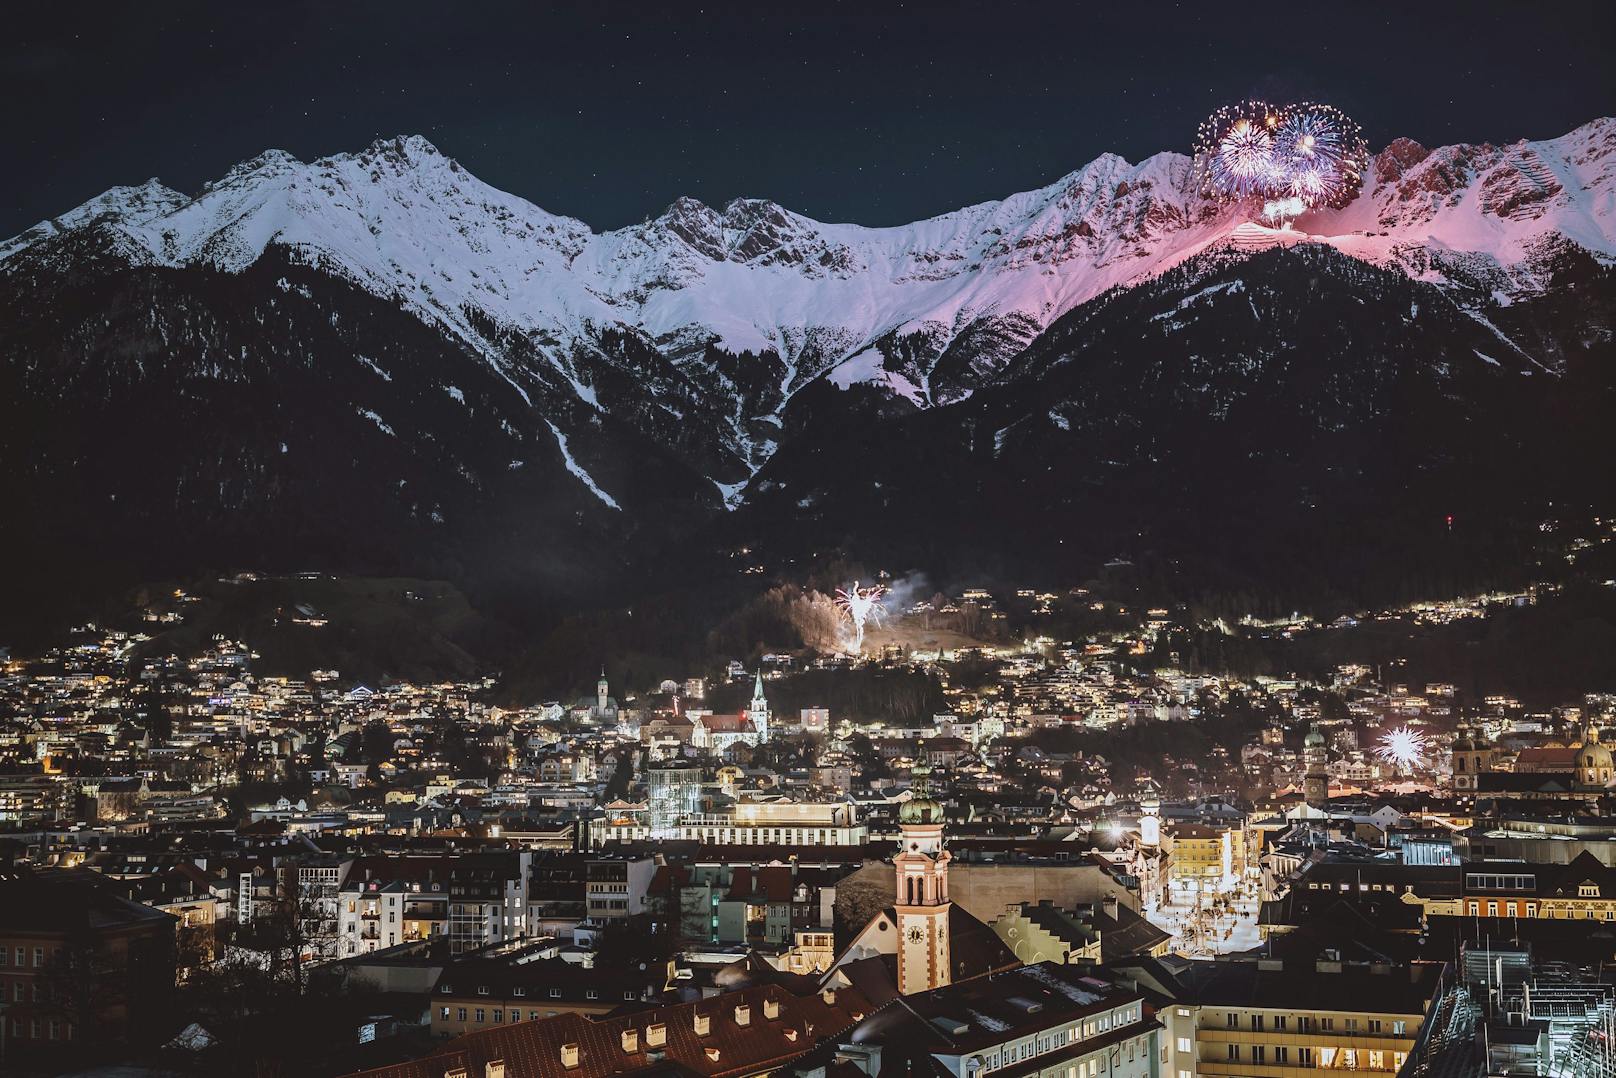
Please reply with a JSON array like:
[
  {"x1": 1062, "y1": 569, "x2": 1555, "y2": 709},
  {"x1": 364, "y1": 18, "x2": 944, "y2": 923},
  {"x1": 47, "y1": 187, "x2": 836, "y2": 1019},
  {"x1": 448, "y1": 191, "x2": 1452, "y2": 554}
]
[
  {"x1": 1303, "y1": 723, "x2": 1330, "y2": 810},
  {"x1": 894, "y1": 765, "x2": 951, "y2": 996}
]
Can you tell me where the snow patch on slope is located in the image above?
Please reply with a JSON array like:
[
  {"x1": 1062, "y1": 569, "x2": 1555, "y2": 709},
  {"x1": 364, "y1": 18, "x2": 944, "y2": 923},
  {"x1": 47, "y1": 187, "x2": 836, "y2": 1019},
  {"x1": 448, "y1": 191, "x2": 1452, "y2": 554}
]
[{"x1": 543, "y1": 419, "x2": 620, "y2": 510}]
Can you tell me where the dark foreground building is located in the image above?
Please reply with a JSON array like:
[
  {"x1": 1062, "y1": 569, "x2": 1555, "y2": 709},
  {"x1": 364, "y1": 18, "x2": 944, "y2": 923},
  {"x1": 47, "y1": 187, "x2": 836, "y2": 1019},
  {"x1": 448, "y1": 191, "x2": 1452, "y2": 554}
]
[{"x1": 0, "y1": 866, "x2": 176, "y2": 1061}]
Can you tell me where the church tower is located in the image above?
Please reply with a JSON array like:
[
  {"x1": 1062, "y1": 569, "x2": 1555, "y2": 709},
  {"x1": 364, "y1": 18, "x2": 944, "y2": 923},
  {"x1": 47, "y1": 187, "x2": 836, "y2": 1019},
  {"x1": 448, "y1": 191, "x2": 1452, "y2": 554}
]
[
  {"x1": 597, "y1": 668, "x2": 609, "y2": 716},
  {"x1": 748, "y1": 670, "x2": 770, "y2": 743},
  {"x1": 894, "y1": 765, "x2": 950, "y2": 995},
  {"x1": 1449, "y1": 723, "x2": 1493, "y2": 793},
  {"x1": 1577, "y1": 722, "x2": 1613, "y2": 788},
  {"x1": 1139, "y1": 783, "x2": 1161, "y2": 849},
  {"x1": 1303, "y1": 724, "x2": 1330, "y2": 810}
]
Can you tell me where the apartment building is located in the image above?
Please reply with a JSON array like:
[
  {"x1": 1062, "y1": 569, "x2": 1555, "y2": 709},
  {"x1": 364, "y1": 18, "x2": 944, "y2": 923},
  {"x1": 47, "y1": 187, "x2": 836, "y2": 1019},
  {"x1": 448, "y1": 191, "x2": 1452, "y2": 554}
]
[{"x1": 1139, "y1": 954, "x2": 1443, "y2": 1078}]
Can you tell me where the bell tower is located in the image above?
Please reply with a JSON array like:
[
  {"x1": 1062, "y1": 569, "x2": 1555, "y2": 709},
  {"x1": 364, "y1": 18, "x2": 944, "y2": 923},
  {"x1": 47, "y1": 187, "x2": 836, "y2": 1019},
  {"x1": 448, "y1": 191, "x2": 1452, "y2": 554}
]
[
  {"x1": 894, "y1": 765, "x2": 951, "y2": 995},
  {"x1": 748, "y1": 670, "x2": 770, "y2": 743},
  {"x1": 1303, "y1": 724, "x2": 1330, "y2": 810},
  {"x1": 1139, "y1": 783, "x2": 1161, "y2": 849},
  {"x1": 1449, "y1": 723, "x2": 1493, "y2": 793}
]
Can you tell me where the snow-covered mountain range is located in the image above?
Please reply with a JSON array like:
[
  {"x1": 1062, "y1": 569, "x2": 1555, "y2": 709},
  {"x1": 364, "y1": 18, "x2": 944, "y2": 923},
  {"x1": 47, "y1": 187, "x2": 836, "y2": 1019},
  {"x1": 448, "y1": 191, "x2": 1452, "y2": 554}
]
[
  {"x1": 0, "y1": 117, "x2": 1611, "y2": 636},
  {"x1": 5, "y1": 119, "x2": 1612, "y2": 496}
]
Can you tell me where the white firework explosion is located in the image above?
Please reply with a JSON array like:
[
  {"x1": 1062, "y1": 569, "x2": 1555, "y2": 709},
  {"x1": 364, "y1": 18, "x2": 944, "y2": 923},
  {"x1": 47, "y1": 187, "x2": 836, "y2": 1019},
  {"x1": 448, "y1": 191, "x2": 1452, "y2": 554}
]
[
  {"x1": 1374, "y1": 725, "x2": 1430, "y2": 771},
  {"x1": 834, "y1": 581, "x2": 887, "y2": 654}
]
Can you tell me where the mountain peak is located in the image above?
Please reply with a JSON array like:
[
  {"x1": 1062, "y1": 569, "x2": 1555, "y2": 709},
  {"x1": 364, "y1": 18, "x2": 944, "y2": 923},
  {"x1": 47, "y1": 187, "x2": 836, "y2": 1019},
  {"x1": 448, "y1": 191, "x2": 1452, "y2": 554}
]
[
  {"x1": 353, "y1": 134, "x2": 448, "y2": 166},
  {"x1": 1375, "y1": 137, "x2": 1431, "y2": 183},
  {"x1": 218, "y1": 148, "x2": 302, "y2": 183}
]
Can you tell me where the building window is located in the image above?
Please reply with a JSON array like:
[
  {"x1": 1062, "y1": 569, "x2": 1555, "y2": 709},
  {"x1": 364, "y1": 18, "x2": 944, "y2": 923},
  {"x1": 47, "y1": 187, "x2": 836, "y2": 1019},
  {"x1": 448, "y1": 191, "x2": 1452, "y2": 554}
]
[
  {"x1": 440, "y1": 1007, "x2": 449, "y2": 1020},
  {"x1": 1251, "y1": 1015, "x2": 1263, "y2": 1031},
  {"x1": 1251, "y1": 1046, "x2": 1264, "y2": 1063},
  {"x1": 457, "y1": 1008, "x2": 467, "y2": 1022},
  {"x1": 1274, "y1": 1015, "x2": 1287, "y2": 1030},
  {"x1": 1226, "y1": 1045, "x2": 1240, "y2": 1061},
  {"x1": 475, "y1": 1009, "x2": 485, "y2": 1023},
  {"x1": 1176, "y1": 1038, "x2": 1192, "y2": 1053},
  {"x1": 1275, "y1": 1047, "x2": 1288, "y2": 1063},
  {"x1": 1369, "y1": 1019, "x2": 1381, "y2": 1033},
  {"x1": 1393, "y1": 1021, "x2": 1407, "y2": 1035}
]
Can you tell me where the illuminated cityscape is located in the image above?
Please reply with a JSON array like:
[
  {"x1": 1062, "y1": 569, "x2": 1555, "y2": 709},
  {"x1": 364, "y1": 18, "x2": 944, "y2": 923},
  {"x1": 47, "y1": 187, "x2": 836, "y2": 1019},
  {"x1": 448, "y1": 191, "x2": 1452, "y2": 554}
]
[{"x1": 1, "y1": 5, "x2": 1613, "y2": 1077}]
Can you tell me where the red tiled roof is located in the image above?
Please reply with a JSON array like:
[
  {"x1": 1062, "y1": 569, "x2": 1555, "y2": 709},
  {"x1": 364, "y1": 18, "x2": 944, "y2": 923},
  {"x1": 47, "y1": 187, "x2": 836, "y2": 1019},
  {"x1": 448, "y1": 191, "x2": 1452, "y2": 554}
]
[
  {"x1": 1514, "y1": 747, "x2": 1578, "y2": 769},
  {"x1": 700, "y1": 713, "x2": 755, "y2": 734},
  {"x1": 343, "y1": 982, "x2": 875, "y2": 1078}
]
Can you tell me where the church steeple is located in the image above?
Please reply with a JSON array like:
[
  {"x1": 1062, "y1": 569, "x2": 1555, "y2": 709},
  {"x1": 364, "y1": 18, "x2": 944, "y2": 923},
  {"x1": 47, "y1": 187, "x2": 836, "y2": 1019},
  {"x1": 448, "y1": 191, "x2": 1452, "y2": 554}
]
[
  {"x1": 1303, "y1": 724, "x2": 1329, "y2": 810},
  {"x1": 894, "y1": 765, "x2": 950, "y2": 995},
  {"x1": 1139, "y1": 781, "x2": 1161, "y2": 849},
  {"x1": 748, "y1": 670, "x2": 769, "y2": 743}
]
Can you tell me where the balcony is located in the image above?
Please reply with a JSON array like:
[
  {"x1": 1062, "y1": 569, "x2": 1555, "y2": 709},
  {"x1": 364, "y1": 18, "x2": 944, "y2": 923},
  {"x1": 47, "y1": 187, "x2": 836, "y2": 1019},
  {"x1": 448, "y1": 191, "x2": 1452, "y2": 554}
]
[
  {"x1": 1197, "y1": 1029, "x2": 1416, "y2": 1048},
  {"x1": 1195, "y1": 1061, "x2": 1400, "y2": 1077}
]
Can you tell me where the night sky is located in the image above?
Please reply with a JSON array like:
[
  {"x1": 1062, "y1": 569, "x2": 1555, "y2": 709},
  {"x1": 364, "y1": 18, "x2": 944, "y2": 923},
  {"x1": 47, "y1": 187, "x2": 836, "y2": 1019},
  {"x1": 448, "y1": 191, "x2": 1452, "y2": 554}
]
[{"x1": 5, "y1": 2, "x2": 1612, "y2": 237}]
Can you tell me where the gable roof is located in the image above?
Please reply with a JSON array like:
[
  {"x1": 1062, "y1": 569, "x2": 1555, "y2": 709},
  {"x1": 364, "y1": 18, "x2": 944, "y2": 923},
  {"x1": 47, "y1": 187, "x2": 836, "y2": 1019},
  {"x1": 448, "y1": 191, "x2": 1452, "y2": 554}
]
[{"x1": 344, "y1": 982, "x2": 873, "y2": 1078}]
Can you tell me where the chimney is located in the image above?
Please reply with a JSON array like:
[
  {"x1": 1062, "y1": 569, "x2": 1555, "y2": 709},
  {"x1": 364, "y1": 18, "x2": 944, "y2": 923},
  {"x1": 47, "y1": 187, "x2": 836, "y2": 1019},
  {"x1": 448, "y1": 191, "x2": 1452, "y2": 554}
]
[
  {"x1": 705, "y1": 1048, "x2": 722, "y2": 1062},
  {"x1": 1102, "y1": 895, "x2": 1119, "y2": 921},
  {"x1": 486, "y1": 1064, "x2": 506, "y2": 1078},
  {"x1": 646, "y1": 1023, "x2": 667, "y2": 1048},
  {"x1": 560, "y1": 1043, "x2": 580, "y2": 1069},
  {"x1": 821, "y1": 989, "x2": 837, "y2": 1006},
  {"x1": 763, "y1": 997, "x2": 781, "y2": 1020},
  {"x1": 694, "y1": 1012, "x2": 710, "y2": 1036},
  {"x1": 735, "y1": 1003, "x2": 751, "y2": 1027},
  {"x1": 622, "y1": 1028, "x2": 639, "y2": 1053}
]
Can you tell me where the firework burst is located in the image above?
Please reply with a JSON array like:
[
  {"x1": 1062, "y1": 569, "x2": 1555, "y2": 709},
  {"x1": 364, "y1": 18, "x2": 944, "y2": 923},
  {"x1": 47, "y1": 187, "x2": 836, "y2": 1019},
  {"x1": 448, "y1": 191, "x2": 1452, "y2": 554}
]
[
  {"x1": 1195, "y1": 100, "x2": 1284, "y2": 201},
  {"x1": 1273, "y1": 103, "x2": 1368, "y2": 207},
  {"x1": 1374, "y1": 725, "x2": 1431, "y2": 771},
  {"x1": 1195, "y1": 100, "x2": 1369, "y2": 221},
  {"x1": 834, "y1": 581, "x2": 887, "y2": 654}
]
